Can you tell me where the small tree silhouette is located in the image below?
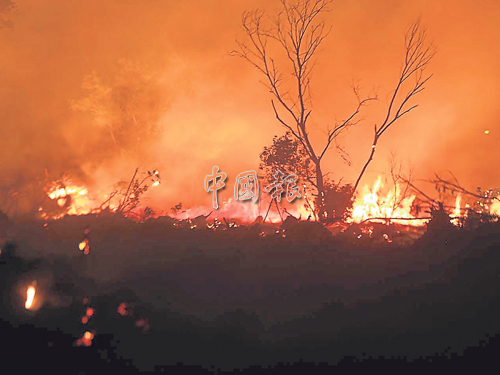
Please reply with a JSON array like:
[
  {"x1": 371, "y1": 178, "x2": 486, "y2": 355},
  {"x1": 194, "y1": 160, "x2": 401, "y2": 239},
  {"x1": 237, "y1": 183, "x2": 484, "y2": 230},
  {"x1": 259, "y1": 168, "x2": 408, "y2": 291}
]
[{"x1": 100, "y1": 168, "x2": 161, "y2": 216}]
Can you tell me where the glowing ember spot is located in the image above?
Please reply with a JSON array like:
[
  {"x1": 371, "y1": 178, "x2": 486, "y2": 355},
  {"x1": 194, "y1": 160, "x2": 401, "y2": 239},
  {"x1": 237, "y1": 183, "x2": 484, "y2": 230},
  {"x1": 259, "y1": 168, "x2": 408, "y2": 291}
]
[
  {"x1": 82, "y1": 317, "x2": 88, "y2": 324},
  {"x1": 118, "y1": 303, "x2": 128, "y2": 316},
  {"x1": 25, "y1": 285, "x2": 36, "y2": 309},
  {"x1": 135, "y1": 318, "x2": 150, "y2": 332},
  {"x1": 78, "y1": 240, "x2": 87, "y2": 251},
  {"x1": 350, "y1": 176, "x2": 423, "y2": 226},
  {"x1": 152, "y1": 181, "x2": 160, "y2": 187},
  {"x1": 485, "y1": 130, "x2": 490, "y2": 134},
  {"x1": 77, "y1": 331, "x2": 95, "y2": 347},
  {"x1": 86, "y1": 308, "x2": 94, "y2": 317},
  {"x1": 57, "y1": 198, "x2": 66, "y2": 207}
]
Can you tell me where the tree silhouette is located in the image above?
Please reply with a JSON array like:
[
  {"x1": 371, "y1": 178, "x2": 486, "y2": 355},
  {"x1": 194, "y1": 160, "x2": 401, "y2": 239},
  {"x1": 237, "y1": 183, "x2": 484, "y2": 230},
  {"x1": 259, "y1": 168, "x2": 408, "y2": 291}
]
[{"x1": 232, "y1": 0, "x2": 434, "y2": 222}]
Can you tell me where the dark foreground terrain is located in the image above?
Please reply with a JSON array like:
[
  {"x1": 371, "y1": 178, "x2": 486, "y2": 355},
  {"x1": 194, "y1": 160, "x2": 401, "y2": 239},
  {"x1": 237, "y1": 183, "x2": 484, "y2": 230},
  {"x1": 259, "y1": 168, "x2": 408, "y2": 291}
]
[{"x1": 1, "y1": 212, "x2": 500, "y2": 374}]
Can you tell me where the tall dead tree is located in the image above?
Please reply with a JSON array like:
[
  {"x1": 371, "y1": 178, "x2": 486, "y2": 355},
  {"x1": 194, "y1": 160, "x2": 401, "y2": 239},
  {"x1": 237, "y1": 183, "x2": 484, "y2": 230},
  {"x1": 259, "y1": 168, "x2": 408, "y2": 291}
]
[{"x1": 232, "y1": 0, "x2": 433, "y2": 221}]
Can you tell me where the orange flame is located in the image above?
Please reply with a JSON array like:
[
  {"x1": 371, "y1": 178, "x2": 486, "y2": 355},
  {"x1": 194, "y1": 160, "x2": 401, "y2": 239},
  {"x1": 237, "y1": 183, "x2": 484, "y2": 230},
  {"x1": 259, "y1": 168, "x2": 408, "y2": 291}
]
[
  {"x1": 25, "y1": 285, "x2": 36, "y2": 309},
  {"x1": 451, "y1": 194, "x2": 463, "y2": 226},
  {"x1": 491, "y1": 199, "x2": 500, "y2": 216},
  {"x1": 350, "y1": 176, "x2": 424, "y2": 226},
  {"x1": 41, "y1": 179, "x2": 96, "y2": 219}
]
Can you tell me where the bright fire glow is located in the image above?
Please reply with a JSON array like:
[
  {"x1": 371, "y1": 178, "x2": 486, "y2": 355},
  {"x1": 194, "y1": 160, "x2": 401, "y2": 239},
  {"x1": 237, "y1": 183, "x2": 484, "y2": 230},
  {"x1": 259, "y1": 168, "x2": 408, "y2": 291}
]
[
  {"x1": 176, "y1": 197, "x2": 314, "y2": 225},
  {"x1": 25, "y1": 285, "x2": 36, "y2": 309},
  {"x1": 350, "y1": 176, "x2": 424, "y2": 226},
  {"x1": 78, "y1": 240, "x2": 87, "y2": 251},
  {"x1": 490, "y1": 199, "x2": 500, "y2": 216},
  {"x1": 42, "y1": 179, "x2": 97, "y2": 219},
  {"x1": 75, "y1": 330, "x2": 95, "y2": 347},
  {"x1": 451, "y1": 194, "x2": 462, "y2": 226},
  {"x1": 81, "y1": 331, "x2": 94, "y2": 346},
  {"x1": 453, "y1": 194, "x2": 462, "y2": 217}
]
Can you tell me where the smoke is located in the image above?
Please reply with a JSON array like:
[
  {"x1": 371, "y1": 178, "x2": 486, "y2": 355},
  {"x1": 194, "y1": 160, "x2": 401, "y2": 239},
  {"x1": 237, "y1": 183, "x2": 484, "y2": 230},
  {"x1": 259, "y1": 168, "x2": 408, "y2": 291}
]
[{"x1": 0, "y1": 0, "x2": 498, "y2": 217}]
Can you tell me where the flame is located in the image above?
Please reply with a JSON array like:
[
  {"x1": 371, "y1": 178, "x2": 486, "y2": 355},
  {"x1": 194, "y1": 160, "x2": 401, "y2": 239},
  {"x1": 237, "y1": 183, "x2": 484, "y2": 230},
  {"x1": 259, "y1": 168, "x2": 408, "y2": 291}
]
[
  {"x1": 490, "y1": 199, "x2": 500, "y2": 216},
  {"x1": 451, "y1": 194, "x2": 462, "y2": 226},
  {"x1": 350, "y1": 176, "x2": 424, "y2": 226},
  {"x1": 25, "y1": 285, "x2": 36, "y2": 309},
  {"x1": 453, "y1": 194, "x2": 462, "y2": 217},
  {"x1": 41, "y1": 179, "x2": 97, "y2": 219}
]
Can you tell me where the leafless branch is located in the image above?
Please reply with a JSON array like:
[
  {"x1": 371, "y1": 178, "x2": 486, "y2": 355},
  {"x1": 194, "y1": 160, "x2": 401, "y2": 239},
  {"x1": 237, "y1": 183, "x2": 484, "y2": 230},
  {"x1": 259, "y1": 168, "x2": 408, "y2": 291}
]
[{"x1": 352, "y1": 19, "x2": 435, "y2": 196}]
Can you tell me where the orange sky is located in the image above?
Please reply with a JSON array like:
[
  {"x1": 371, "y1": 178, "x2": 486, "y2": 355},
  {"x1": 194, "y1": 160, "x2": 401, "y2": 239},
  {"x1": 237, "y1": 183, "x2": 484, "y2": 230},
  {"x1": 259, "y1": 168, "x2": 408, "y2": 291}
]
[{"x1": 0, "y1": 0, "x2": 499, "y2": 215}]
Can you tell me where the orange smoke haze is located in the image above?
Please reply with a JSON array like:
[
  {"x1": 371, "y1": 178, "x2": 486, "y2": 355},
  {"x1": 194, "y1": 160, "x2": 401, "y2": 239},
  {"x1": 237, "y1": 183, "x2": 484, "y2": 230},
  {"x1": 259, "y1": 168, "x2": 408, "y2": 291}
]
[{"x1": 0, "y1": 0, "x2": 499, "y2": 217}]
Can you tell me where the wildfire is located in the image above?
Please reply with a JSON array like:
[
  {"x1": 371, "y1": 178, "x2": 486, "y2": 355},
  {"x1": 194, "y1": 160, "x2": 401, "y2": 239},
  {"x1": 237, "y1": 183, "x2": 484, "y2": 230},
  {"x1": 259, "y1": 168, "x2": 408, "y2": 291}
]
[
  {"x1": 350, "y1": 176, "x2": 424, "y2": 226},
  {"x1": 40, "y1": 179, "x2": 96, "y2": 219},
  {"x1": 25, "y1": 284, "x2": 36, "y2": 309}
]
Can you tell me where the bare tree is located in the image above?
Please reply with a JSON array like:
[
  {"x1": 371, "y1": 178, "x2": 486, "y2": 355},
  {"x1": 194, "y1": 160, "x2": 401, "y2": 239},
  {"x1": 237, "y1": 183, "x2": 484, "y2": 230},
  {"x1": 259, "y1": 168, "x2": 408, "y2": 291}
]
[
  {"x1": 232, "y1": 0, "x2": 434, "y2": 222},
  {"x1": 231, "y1": 0, "x2": 376, "y2": 221},
  {"x1": 352, "y1": 20, "x2": 435, "y2": 195}
]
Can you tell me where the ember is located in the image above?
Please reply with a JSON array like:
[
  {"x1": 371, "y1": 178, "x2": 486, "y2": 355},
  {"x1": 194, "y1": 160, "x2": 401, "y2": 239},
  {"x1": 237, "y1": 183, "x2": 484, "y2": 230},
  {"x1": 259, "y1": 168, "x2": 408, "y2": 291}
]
[
  {"x1": 75, "y1": 331, "x2": 95, "y2": 347},
  {"x1": 117, "y1": 303, "x2": 129, "y2": 316}
]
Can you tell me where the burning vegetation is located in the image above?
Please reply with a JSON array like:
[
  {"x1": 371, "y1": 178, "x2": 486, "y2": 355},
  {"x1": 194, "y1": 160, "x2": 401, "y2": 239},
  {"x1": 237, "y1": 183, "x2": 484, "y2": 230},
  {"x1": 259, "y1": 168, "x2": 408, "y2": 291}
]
[{"x1": 1, "y1": 0, "x2": 500, "y2": 373}]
